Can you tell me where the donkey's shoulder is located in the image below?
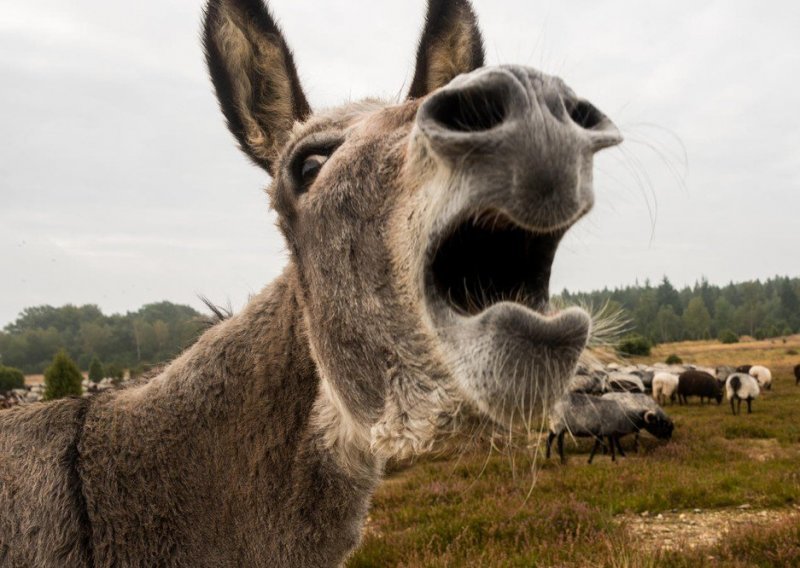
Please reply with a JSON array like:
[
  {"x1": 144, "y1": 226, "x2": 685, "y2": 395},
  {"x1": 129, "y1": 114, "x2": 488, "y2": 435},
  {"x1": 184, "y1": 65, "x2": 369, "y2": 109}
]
[{"x1": 0, "y1": 398, "x2": 93, "y2": 567}]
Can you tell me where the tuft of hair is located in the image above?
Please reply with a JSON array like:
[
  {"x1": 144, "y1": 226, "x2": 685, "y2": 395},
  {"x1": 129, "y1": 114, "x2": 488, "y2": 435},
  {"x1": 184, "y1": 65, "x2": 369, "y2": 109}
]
[
  {"x1": 198, "y1": 295, "x2": 234, "y2": 327},
  {"x1": 548, "y1": 298, "x2": 629, "y2": 370}
]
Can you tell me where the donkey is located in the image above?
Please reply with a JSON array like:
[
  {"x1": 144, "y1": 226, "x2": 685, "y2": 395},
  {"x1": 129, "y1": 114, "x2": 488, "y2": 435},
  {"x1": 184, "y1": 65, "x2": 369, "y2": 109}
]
[{"x1": 0, "y1": 0, "x2": 622, "y2": 565}]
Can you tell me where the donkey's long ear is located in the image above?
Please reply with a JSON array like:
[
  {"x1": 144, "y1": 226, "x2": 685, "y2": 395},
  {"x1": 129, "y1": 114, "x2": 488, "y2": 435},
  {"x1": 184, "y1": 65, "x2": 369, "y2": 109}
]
[
  {"x1": 204, "y1": 0, "x2": 310, "y2": 174},
  {"x1": 407, "y1": 0, "x2": 485, "y2": 99}
]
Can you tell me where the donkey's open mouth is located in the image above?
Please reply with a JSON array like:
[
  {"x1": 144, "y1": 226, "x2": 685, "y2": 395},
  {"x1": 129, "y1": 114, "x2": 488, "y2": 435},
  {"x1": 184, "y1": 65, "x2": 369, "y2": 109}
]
[
  {"x1": 423, "y1": 206, "x2": 592, "y2": 423},
  {"x1": 429, "y1": 211, "x2": 564, "y2": 317}
]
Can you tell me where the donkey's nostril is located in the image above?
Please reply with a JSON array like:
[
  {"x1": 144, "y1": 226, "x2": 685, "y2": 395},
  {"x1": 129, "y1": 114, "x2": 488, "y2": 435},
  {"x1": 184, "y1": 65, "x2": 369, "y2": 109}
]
[
  {"x1": 565, "y1": 99, "x2": 605, "y2": 130},
  {"x1": 425, "y1": 85, "x2": 509, "y2": 133}
]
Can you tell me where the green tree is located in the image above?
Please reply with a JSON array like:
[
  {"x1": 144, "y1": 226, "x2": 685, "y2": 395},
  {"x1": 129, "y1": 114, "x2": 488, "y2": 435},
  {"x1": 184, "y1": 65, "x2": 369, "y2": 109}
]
[
  {"x1": 88, "y1": 356, "x2": 104, "y2": 383},
  {"x1": 617, "y1": 334, "x2": 652, "y2": 356},
  {"x1": 0, "y1": 365, "x2": 25, "y2": 393},
  {"x1": 655, "y1": 305, "x2": 682, "y2": 343},
  {"x1": 713, "y1": 297, "x2": 735, "y2": 336},
  {"x1": 683, "y1": 297, "x2": 712, "y2": 339},
  {"x1": 43, "y1": 350, "x2": 83, "y2": 400}
]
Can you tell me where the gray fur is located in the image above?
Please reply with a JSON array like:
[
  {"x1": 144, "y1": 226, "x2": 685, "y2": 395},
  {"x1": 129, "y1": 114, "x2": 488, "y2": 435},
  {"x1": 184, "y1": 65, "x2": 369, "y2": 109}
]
[{"x1": 0, "y1": 0, "x2": 622, "y2": 565}]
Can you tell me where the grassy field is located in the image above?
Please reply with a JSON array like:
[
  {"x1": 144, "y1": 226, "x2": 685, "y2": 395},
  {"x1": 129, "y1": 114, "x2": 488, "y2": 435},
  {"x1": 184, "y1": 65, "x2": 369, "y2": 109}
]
[{"x1": 348, "y1": 336, "x2": 800, "y2": 567}]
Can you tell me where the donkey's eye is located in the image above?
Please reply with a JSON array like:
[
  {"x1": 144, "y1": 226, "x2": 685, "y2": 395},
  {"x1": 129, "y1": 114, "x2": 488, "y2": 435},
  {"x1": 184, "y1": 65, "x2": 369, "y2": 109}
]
[
  {"x1": 289, "y1": 138, "x2": 341, "y2": 194},
  {"x1": 300, "y1": 155, "x2": 328, "y2": 184}
]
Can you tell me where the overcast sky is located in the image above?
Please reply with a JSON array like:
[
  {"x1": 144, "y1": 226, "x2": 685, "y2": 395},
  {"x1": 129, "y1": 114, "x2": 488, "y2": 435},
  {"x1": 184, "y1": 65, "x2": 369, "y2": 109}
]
[{"x1": 1, "y1": 0, "x2": 798, "y2": 327}]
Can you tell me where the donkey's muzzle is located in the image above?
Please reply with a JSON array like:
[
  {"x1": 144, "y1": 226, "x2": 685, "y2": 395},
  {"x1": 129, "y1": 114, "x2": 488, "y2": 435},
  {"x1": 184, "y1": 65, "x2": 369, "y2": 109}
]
[
  {"x1": 418, "y1": 65, "x2": 621, "y2": 155},
  {"x1": 416, "y1": 65, "x2": 622, "y2": 231}
]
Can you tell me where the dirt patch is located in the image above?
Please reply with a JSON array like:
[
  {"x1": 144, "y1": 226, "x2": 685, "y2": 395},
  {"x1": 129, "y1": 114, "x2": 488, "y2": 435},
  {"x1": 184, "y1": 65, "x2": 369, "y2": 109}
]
[{"x1": 619, "y1": 506, "x2": 800, "y2": 551}]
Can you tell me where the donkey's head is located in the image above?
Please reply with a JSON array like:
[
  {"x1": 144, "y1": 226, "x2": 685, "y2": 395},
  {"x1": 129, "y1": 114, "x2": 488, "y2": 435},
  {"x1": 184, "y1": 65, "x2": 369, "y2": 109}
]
[{"x1": 204, "y1": 0, "x2": 621, "y2": 462}]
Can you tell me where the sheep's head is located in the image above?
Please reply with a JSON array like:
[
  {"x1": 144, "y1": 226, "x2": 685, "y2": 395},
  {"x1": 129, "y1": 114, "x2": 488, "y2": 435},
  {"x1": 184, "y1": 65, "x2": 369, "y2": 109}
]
[{"x1": 642, "y1": 410, "x2": 674, "y2": 440}]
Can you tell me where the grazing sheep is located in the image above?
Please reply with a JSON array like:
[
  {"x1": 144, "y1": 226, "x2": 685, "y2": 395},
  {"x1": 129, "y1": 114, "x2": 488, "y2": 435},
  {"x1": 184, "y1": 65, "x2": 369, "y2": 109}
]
[
  {"x1": 606, "y1": 373, "x2": 645, "y2": 393},
  {"x1": 715, "y1": 366, "x2": 736, "y2": 383},
  {"x1": 736, "y1": 364, "x2": 753, "y2": 373},
  {"x1": 795, "y1": 364, "x2": 800, "y2": 386},
  {"x1": 677, "y1": 370, "x2": 722, "y2": 405},
  {"x1": 748, "y1": 365, "x2": 772, "y2": 390},
  {"x1": 652, "y1": 372, "x2": 680, "y2": 405},
  {"x1": 567, "y1": 372, "x2": 606, "y2": 395},
  {"x1": 725, "y1": 373, "x2": 760, "y2": 415},
  {"x1": 601, "y1": 392, "x2": 667, "y2": 452},
  {"x1": 545, "y1": 393, "x2": 674, "y2": 464},
  {"x1": 630, "y1": 369, "x2": 656, "y2": 392}
]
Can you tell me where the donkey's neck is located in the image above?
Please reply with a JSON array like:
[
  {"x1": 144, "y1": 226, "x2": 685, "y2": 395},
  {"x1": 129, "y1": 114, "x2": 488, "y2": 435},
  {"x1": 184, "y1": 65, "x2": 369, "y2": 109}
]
[{"x1": 82, "y1": 267, "x2": 381, "y2": 567}]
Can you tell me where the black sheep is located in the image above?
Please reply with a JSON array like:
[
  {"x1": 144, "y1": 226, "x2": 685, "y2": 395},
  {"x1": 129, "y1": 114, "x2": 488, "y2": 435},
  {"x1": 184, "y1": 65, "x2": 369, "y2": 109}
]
[
  {"x1": 677, "y1": 370, "x2": 723, "y2": 405},
  {"x1": 736, "y1": 364, "x2": 752, "y2": 373}
]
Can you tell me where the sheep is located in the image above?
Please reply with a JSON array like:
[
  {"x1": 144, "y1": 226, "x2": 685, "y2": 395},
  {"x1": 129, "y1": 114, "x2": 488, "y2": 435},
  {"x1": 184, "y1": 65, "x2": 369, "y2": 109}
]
[
  {"x1": 601, "y1": 392, "x2": 667, "y2": 452},
  {"x1": 652, "y1": 372, "x2": 680, "y2": 405},
  {"x1": 630, "y1": 369, "x2": 656, "y2": 392},
  {"x1": 677, "y1": 370, "x2": 722, "y2": 405},
  {"x1": 725, "y1": 373, "x2": 760, "y2": 415},
  {"x1": 605, "y1": 373, "x2": 645, "y2": 393},
  {"x1": 716, "y1": 365, "x2": 736, "y2": 384},
  {"x1": 748, "y1": 365, "x2": 772, "y2": 390},
  {"x1": 545, "y1": 393, "x2": 674, "y2": 464},
  {"x1": 795, "y1": 363, "x2": 800, "y2": 386},
  {"x1": 567, "y1": 372, "x2": 606, "y2": 395},
  {"x1": 736, "y1": 364, "x2": 753, "y2": 373}
]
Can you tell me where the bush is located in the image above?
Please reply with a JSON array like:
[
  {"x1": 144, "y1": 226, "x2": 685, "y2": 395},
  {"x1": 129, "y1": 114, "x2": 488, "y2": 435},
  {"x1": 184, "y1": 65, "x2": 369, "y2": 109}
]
[
  {"x1": 0, "y1": 365, "x2": 25, "y2": 393},
  {"x1": 44, "y1": 350, "x2": 83, "y2": 401},
  {"x1": 616, "y1": 334, "x2": 651, "y2": 357},
  {"x1": 105, "y1": 363, "x2": 125, "y2": 382},
  {"x1": 88, "y1": 356, "x2": 104, "y2": 383},
  {"x1": 719, "y1": 329, "x2": 739, "y2": 344},
  {"x1": 787, "y1": 349, "x2": 799, "y2": 356},
  {"x1": 665, "y1": 354, "x2": 683, "y2": 365}
]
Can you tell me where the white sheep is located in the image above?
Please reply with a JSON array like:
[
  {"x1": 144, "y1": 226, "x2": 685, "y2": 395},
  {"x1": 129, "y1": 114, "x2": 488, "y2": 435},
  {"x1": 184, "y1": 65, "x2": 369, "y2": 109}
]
[
  {"x1": 652, "y1": 372, "x2": 680, "y2": 406},
  {"x1": 725, "y1": 373, "x2": 760, "y2": 415},
  {"x1": 749, "y1": 365, "x2": 772, "y2": 390}
]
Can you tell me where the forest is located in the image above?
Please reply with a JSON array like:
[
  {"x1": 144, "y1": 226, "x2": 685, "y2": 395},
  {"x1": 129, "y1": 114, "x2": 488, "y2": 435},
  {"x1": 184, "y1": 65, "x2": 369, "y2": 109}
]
[
  {"x1": 560, "y1": 275, "x2": 800, "y2": 345},
  {"x1": 0, "y1": 302, "x2": 205, "y2": 374},
  {"x1": 1, "y1": 275, "x2": 798, "y2": 374}
]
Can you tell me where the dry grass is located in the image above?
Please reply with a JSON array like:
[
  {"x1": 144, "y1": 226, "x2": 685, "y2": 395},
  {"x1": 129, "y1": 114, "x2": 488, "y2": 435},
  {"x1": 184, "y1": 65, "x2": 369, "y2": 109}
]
[
  {"x1": 348, "y1": 339, "x2": 800, "y2": 567},
  {"x1": 24, "y1": 374, "x2": 44, "y2": 386}
]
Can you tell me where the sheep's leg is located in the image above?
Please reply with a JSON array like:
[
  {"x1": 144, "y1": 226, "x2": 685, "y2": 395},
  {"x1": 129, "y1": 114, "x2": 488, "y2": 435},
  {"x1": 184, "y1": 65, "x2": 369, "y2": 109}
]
[
  {"x1": 609, "y1": 436, "x2": 617, "y2": 462},
  {"x1": 558, "y1": 431, "x2": 566, "y2": 465},
  {"x1": 730, "y1": 398, "x2": 736, "y2": 415},
  {"x1": 588, "y1": 438, "x2": 601, "y2": 464},
  {"x1": 616, "y1": 436, "x2": 627, "y2": 457},
  {"x1": 546, "y1": 431, "x2": 556, "y2": 459},
  {"x1": 738, "y1": 398, "x2": 742, "y2": 415},
  {"x1": 747, "y1": 398, "x2": 752, "y2": 414}
]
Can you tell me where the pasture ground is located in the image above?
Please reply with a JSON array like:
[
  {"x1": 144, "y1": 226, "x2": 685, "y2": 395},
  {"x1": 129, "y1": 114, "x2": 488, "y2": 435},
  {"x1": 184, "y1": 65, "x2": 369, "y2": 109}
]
[{"x1": 348, "y1": 336, "x2": 800, "y2": 567}]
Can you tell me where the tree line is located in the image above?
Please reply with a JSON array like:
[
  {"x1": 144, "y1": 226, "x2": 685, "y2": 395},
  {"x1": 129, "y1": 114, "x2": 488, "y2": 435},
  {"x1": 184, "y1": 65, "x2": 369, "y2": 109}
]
[
  {"x1": 0, "y1": 302, "x2": 206, "y2": 374},
  {"x1": 2, "y1": 275, "x2": 798, "y2": 374},
  {"x1": 560, "y1": 275, "x2": 800, "y2": 345}
]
